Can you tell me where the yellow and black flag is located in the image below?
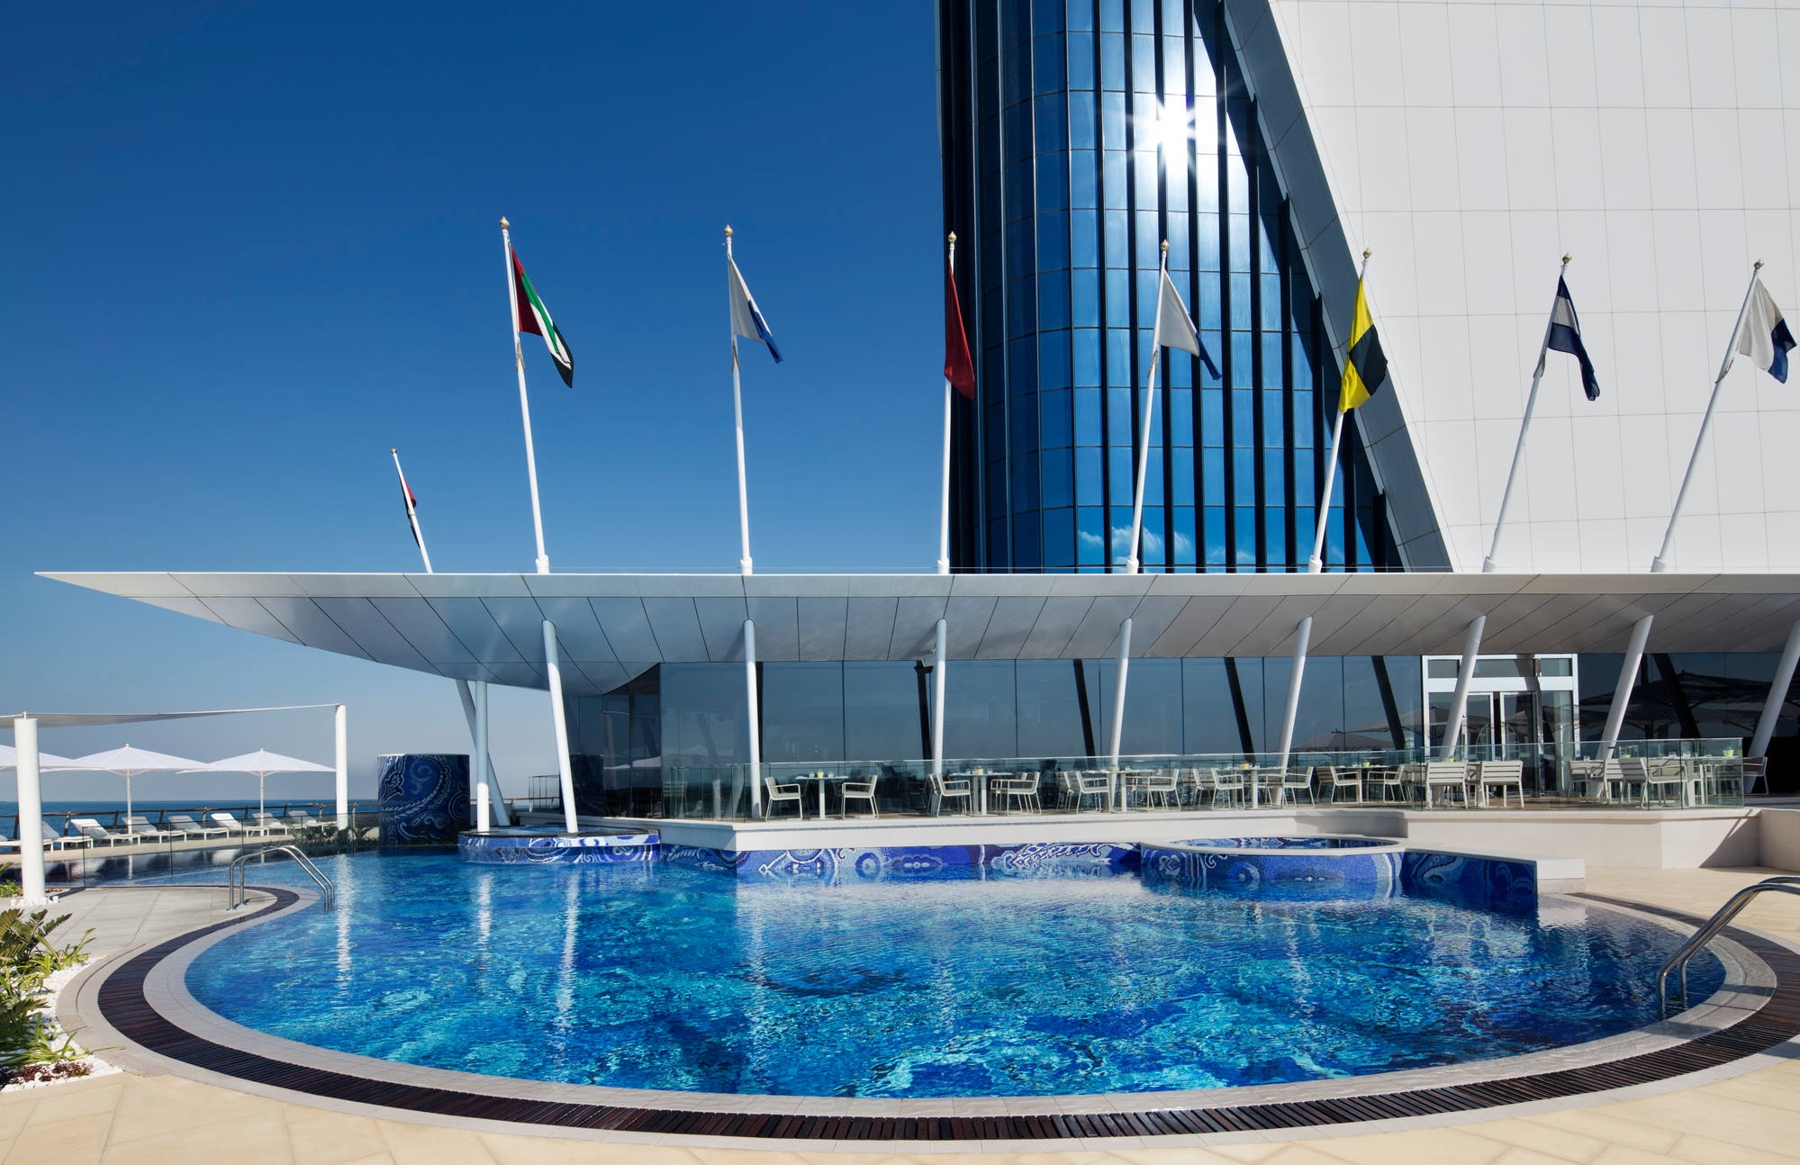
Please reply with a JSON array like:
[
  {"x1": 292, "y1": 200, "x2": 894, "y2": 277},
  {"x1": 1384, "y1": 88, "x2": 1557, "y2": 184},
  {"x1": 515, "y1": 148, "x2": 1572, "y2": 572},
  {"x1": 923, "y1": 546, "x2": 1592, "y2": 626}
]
[{"x1": 1338, "y1": 277, "x2": 1387, "y2": 410}]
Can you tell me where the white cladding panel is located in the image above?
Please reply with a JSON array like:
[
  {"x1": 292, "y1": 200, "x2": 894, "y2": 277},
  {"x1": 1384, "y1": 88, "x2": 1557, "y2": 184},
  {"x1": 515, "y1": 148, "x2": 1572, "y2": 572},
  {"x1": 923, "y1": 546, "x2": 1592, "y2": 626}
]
[{"x1": 1242, "y1": 0, "x2": 1800, "y2": 571}]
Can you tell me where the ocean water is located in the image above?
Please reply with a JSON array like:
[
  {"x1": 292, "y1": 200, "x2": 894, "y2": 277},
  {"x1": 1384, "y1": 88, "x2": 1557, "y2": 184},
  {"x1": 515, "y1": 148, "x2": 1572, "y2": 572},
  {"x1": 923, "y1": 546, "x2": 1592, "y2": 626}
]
[{"x1": 182, "y1": 851, "x2": 1719, "y2": 1098}]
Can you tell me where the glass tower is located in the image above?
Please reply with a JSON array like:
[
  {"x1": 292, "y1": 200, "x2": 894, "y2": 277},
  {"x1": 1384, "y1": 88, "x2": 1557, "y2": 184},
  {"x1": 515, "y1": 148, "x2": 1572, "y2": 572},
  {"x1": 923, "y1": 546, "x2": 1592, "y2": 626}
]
[{"x1": 938, "y1": 0, "x2": 1403, "y2": 573}]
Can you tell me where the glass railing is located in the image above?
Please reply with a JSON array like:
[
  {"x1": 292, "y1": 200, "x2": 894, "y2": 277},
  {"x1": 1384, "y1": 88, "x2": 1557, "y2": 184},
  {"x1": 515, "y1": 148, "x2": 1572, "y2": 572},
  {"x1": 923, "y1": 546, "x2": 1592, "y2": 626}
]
[{"x1": 636, "y1": 739, "x2": 1751, "y2": 821}]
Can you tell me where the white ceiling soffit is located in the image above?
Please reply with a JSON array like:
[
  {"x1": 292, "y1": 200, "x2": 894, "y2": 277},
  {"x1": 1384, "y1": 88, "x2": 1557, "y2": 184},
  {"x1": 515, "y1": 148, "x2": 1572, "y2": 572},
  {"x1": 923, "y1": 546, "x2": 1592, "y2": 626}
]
[{"x1": 38, "y1": 571, "x2": 1800, "y2": 696}]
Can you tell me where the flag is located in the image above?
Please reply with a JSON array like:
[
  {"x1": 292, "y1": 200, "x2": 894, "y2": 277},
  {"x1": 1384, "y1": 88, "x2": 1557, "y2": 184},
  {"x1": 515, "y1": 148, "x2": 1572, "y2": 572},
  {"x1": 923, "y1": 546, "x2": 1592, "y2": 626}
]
[
  {"x1": 1737, "y1": 278, "x2": 1796, "y2": 383},
  {"x1": 944, "y1": 259, "x2": 975, "y2": 398},
  {"x1": 1543, "y1": 275, "x2": 1599, "y2": 401},
  {"x1": 1338, "y1": 277, "x2": 1388, "y2": 410},
  {"x1": 511, "y1": 249, "x2": 574, "y2": 387},
  {"x1": 397, "y1": 470, "x2": 420, "y2": 547},
  {"x1": 1152, "y1": 267, "x2": 1220, "y2": 378},
  {"x1": 728, "y1": 256, "x2": 782, "y2": 363}
]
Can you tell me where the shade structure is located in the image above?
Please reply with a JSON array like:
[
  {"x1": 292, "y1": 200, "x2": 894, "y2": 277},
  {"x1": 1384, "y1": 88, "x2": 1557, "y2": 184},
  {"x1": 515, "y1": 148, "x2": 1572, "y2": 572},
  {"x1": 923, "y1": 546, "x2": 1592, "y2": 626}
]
[
  {"x1": 185, "y1": 749, "x2": 334, "y2": 818},
  {"x1": 62, "y1": 744, "x2": 203, "y2": 823}
]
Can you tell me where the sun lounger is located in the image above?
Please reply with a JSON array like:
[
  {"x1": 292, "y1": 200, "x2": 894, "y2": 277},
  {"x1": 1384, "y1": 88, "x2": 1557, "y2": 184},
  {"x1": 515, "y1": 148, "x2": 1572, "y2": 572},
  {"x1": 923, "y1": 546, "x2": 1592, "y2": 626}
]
[
  {"x1": 286, "y1": 810, "x2": 325, "y2": 830},
  {"x1": 0, "y1": 822, "x2": 91, "y2": 854},
  {"x1": 123, "y1": 814, "x2": 178, "y2": 842},
  {"x1": 166, "y1": 814, "x2": 230, "y2": 840},
  {"x1": 211, "y1": 811, "x2": 271, "y2": 838},
  {"x1": 251, "y1": 812, "x2": 291, "y2": 837},
  {"x1": 71, "y1": 818, "x2": 134, "y2": 847}
]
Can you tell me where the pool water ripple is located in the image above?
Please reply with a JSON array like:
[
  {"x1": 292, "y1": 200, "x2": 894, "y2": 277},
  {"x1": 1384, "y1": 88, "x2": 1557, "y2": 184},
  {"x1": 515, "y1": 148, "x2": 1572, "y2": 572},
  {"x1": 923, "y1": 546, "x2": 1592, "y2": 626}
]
[{"x1": 182, "y1": 851, "x2": 1721, "y2": 1098}]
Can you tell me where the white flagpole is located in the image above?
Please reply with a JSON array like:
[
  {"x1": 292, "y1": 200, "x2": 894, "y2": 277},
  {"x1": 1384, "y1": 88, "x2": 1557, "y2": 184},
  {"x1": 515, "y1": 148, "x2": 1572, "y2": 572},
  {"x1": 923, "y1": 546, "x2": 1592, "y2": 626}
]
[
  {"x1": 391, "y1": 449, "x2": 432, "y2": 573},
  {"x1": 1483, "y1": 254, "x2": 1571, "y2": 573},
  {"x1": 939, "y1": 232, "x2": 957, "y2": 576},
  {"x1": 726, "y1": 226, "x2": 754, "y2": 576},
  {"x1": 501, "y1": 217, "x2": 551, "y2": 575},
  {"x1": 1125, "y1": 240, "x2": 1168, "y2": 574},
  {"x1": 1651, "y1": 261, "x2": 1764, "y2": 573},
  {"x1": 1308, "y1": 248, "x2": 1370, "y2": 573}
]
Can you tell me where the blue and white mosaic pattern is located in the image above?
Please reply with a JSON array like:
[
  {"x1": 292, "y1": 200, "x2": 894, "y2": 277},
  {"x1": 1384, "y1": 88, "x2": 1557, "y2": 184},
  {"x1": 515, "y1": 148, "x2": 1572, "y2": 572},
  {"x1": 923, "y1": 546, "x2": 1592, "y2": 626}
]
[
  {"x1": 458, "y1": 830, "x2": 659, "y2": 865},
  {"x1": 661, "y1": 842, "x2": 1136, "y2": 883},
  {"x1": 1140, "y1": 837, "x2": 1403, "y2": 902},
  {"x1": 377, "y1": 754, "x2": 469, "y2": 845},
  {"x1": 1403, "y1": 851, "x2": 1538, "y2": 917}
]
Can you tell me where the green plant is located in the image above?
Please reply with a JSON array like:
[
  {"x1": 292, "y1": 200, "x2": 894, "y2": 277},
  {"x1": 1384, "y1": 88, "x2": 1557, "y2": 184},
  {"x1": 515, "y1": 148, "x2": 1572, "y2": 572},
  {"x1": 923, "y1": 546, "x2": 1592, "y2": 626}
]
[
  {"x1": 0, "y1": 908, "x2": 90, "y2": 1070},
  {"x1": 0, "y1": 881, "x2": 20, "y2": 898}
]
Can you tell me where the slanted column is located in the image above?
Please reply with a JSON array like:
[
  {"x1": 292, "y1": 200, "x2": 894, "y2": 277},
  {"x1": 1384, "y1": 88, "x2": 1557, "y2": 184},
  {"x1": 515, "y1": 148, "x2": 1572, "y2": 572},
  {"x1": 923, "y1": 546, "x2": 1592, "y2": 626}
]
[
  {"x1": 334, "y1": 703, "x2": 349, "y2": 830},
  {"x1": 472, "y1": 679, "x2": 492, "y2": 832},
  {"x1": 1107, "y1": 617, "x2": 1134, "y2": 808},
  {"x1": 1600, "y1": 615, "x2": 1654, "y2": 761},
  {"x1": 1439, "y1": 616, "x2": 1488, "y2": 761},
  {"x1": 1751, "y1": 621, "x2": 1800, "y2": 759},
  {"x1": 542, "y1": 620, "x2": 578, "y2": 833},
  {"x1": 458, "y1": 680, "x2": 511, "y2": 826},
  {"x1": 745, "y1": 619, "x2": 763, "y2": 818},
  {"x1": 931, "y1": 618, "x2": 948, "y2": 777},
  {"x1": 1275, "y1": 616, "x2": 1315, "y2": 774},
  {"x1": 15, "y1": 716, "x2": 45, "y2": 906}
]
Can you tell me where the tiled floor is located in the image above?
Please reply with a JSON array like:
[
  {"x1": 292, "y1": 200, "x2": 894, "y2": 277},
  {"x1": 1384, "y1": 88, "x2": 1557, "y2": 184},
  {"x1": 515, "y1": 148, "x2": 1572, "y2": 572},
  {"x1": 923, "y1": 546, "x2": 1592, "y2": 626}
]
[{"x1": 9, "y1": 868, "x2": 1800, "y2": 1163}]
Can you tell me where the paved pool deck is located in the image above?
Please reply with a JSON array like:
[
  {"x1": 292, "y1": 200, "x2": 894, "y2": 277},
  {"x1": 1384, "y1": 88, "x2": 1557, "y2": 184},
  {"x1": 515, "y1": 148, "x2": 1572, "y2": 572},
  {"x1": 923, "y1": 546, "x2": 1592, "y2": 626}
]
[{"x1": 6, "y1": 866, "x2": 1800, "y2": 1164}]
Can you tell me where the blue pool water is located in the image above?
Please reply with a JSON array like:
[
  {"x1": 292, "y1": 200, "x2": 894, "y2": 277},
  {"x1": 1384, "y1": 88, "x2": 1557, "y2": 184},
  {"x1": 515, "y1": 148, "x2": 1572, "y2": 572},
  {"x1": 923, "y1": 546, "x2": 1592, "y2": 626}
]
[{"x1": 183, "y1": 851, "x2": 1721, "y2": 1098}]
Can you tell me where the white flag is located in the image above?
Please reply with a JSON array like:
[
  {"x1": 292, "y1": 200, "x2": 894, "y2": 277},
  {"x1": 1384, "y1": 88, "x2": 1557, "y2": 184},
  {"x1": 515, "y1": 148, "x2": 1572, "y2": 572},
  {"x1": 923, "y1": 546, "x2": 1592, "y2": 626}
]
[
  {"x1": 1153, "y1": 267, "x2": 1202, "y2": 356},
  {"x1": 1736, "y1": 278, "x2": 1796, "y2": 383},
  {"x1": 728, "y1": 257, "x2": 783, "y2": 363}
]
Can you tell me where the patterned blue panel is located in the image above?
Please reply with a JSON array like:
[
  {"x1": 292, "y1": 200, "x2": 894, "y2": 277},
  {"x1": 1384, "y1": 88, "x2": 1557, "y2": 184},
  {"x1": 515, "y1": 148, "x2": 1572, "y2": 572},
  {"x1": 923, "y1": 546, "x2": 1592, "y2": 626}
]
[
  {"x1": 377, "y1": 754, "x2": 470, "y2": 845},
  {"x1": 457, "y1": 831, "x2": 659, "y2": 866},
  {"x1": 726, "y1": 842, "x2": 1138, "y2": 884},
  {"x1": 1174, "y1": 836, "x2": 1391, "y2": 850},
  {"x1": 1402, "y1": 852, "x2": 1538, "y2": 917},
  {"x1": 1140, "y1": 841, "x2": 1402, "y2": 902},
  {"x1": 660, "y1": 846, "x2": 747, "y2": 875}
]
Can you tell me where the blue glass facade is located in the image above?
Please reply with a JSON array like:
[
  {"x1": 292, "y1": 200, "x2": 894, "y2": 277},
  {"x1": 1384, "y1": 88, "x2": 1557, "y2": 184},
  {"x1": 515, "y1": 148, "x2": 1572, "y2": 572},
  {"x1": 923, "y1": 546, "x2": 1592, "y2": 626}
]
[{"x1": 938, "y1": 0, "x2": 1401, "y2": 572}]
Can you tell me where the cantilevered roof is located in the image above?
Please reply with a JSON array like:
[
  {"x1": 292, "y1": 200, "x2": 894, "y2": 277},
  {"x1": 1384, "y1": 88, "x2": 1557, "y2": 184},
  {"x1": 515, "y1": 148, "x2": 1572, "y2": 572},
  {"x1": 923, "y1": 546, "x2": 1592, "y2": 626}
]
[{"x1": 41, "y1": 571, "x2": 1800, "y2": 697}]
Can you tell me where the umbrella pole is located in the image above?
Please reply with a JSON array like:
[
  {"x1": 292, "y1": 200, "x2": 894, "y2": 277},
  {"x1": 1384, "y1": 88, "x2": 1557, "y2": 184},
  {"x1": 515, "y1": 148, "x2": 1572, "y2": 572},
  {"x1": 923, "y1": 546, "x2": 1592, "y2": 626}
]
[
  {"x1": 125, "y1": 773, "x2": 132, "y2": 826},
  {"x1": 259, "y1": 773, "x2": 265, "y2": 820}
]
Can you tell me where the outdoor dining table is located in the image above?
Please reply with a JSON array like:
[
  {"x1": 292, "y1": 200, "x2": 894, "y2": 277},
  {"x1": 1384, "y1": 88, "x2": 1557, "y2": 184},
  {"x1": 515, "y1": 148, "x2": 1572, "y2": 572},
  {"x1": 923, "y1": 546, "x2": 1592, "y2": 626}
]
[
  {"x1": 791, "y1": 772, "x2": 850, "y2": 819},
  {"x1": 945, "y1": 771, "x2": 992, "y2": 814}
]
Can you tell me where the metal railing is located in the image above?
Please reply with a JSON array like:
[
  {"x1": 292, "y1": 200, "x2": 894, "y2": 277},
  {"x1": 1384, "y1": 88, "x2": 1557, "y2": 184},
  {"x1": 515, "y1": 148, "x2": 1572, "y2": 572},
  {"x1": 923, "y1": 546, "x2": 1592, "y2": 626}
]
[
  {"x1": 1659, "y1": 876, "x2": 1800, "y2": 1014},
  {"x1": 227, "y1": 845, "x2": 334, "y2": 910}
]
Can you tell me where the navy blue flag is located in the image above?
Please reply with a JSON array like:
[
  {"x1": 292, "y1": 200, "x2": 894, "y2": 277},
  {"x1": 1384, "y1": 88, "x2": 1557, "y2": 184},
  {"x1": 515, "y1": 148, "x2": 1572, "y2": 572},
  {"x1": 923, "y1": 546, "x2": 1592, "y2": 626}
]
[
  {"x1": 1737, "y1": 278, "x2": 1796, "y2": 384},
  {"x1": 1543, "y1": 276, "x2": 1600, "y2": 400}
]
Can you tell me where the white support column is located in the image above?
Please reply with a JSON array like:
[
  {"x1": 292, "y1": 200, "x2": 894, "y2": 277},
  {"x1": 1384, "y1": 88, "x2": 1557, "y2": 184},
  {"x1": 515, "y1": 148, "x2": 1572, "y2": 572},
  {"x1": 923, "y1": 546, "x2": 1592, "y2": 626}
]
[
  {"x1": 931, "y1": 618, "x2": 948, "y2": 777},
  {"x1": 334, "y1": 703, "x2": 348, "y2": 829},
  {"x1": 1751, "y1": 620, "x2": 1800, "y2": 758},
  {"x1": 542, "y1": 620, "x2": 578, "y2": 834},
  {"x1": 457, "y1": 679, "x2": 511, "y2": 826},
  {"x1": 472, "y1": 679, "x2": 492, "y2": 832},
  {"x1": 1275, "y1": 616, "x2": 1314, "y2": 774},
  {"x1": 1601, "y1": 615, "x2": 1655, "y2": 760},
  {"x1": 15, "y1": 717, "x2": 46, "y2": 906},
  {"x1": 1107, "y1": 618, "x2": 1133, "y2": 809},
  {"x1": 1439, "y1": 616, "x2": 1488, "y2": 761},
  {"x1": 745, "y1": 619, "x2": 762, "y2": 818}
]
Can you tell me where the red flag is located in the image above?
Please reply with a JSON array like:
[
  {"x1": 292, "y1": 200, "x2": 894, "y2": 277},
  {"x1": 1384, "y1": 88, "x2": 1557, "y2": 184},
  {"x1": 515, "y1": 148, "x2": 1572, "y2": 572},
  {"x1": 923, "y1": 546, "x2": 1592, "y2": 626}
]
[{"x1": 944, "y1": 259, "x2": 976, "y2": 399}]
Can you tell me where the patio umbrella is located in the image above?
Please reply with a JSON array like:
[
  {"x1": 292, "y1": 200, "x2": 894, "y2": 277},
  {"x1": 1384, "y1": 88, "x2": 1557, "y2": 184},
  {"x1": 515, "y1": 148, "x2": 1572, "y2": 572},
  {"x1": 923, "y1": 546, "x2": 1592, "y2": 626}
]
[
  {"x1": 185, "y1": 749, "x2": 333, "y2": 819},
  {"x1": 0, "y1": 744, "x2": 79, "y2": 769},
  {"x1": 62, "y1": 744, "x2": 202, "y2": 823}
]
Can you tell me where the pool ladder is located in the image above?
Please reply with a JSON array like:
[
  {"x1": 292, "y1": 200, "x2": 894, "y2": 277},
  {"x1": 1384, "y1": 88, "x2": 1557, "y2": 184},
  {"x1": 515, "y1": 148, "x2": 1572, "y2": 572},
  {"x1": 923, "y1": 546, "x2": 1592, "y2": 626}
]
[
  {"x1": 1658, "y1": 876, "x2": 1800, "y2": 1015},
  {"x1": 227, "y1": 845, "x2": 334, "y2": 910}
]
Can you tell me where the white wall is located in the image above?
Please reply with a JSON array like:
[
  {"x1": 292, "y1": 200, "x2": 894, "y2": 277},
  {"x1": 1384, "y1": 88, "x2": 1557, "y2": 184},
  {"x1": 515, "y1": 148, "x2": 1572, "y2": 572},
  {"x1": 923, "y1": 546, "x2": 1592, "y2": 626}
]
[{"x1": 1236, "y1": 0, "x2": 1800, "y2": 572}]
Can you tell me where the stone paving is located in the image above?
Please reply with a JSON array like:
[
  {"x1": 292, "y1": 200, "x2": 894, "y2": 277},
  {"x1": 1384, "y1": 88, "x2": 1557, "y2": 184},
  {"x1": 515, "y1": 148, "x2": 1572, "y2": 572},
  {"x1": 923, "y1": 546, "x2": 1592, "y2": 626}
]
[{"x1": 5, "y1": 868, "x2": 1800, "y2": 1163}]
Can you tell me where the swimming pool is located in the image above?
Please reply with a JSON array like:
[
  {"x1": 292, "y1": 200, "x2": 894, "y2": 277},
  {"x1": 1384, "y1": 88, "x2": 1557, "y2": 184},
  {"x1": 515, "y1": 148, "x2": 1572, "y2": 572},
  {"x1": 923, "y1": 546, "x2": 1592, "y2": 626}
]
[{"x1": 183, "y1": 851, "x2": 1720, "y2": 1099}]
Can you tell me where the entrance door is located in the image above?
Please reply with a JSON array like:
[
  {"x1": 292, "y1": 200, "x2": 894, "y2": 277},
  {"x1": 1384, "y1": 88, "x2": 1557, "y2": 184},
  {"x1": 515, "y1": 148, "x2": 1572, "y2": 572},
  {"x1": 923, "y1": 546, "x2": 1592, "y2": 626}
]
[{"x1": 1423, "y1": 655, "x2": 1580, "y2": 793}]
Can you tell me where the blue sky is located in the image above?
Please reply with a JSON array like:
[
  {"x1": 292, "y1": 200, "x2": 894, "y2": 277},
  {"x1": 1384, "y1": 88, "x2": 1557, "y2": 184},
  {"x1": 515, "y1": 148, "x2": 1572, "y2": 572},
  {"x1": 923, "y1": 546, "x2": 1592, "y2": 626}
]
[{"x1": 0, "y1": 2, "x2": 944, "y2": 800}]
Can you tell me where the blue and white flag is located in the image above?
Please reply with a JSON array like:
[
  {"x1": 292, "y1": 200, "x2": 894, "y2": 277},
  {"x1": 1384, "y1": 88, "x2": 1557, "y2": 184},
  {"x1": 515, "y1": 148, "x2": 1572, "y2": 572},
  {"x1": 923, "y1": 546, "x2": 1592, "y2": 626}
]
[
  {"x1": 728, "y1": 256, "x2": 782, "y2": 364},
  {"x1": 1736, "y1": 278, "x2": 1796, "y2": 383},
  {"x1": 1541, "y1": 275, "x2": 1600, "y2": 401}
]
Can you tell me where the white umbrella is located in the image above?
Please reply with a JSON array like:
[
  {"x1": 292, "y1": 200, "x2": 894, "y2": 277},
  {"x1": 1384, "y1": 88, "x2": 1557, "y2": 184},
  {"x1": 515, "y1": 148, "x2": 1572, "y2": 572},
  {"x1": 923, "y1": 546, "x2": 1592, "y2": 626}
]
[
  {"x1": 62, "y1": 744, "x2": 202, "y2": 823},
  {"x1": 0, "y1": 743, "x2": 79, "y2": 769},
  {"x1": 186, "y1": 749, "x2": 333, "y2": 819}
]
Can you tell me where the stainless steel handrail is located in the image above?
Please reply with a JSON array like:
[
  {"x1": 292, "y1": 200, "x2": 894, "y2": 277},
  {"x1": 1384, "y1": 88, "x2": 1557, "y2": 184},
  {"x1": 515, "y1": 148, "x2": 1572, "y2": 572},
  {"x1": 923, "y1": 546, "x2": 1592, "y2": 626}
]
[
  {"x1": 227, "y1": 845, "x2": 334, "y2": 909},
  {"x1": 1658, "y1": 876, "x2": 1800, "y2": 1014}
]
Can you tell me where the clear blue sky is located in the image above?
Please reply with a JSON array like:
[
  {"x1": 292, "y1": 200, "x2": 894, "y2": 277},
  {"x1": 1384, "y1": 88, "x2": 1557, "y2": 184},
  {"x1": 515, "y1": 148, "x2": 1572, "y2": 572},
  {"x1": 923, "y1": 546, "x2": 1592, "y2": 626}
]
[{"x1": 1, "y1": 1, "x2": 944, "y2": 800}]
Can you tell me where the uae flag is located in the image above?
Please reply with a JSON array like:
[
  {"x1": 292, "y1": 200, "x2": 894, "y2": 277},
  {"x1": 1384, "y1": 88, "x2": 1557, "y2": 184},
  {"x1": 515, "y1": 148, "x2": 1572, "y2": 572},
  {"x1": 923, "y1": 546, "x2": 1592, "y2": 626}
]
[
  {"x1": 512, "y1": 249, "x2": 574, "y2": 386},
  {"x1": 397, "y1": 473, "x2": 421, "y2": 547}
]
